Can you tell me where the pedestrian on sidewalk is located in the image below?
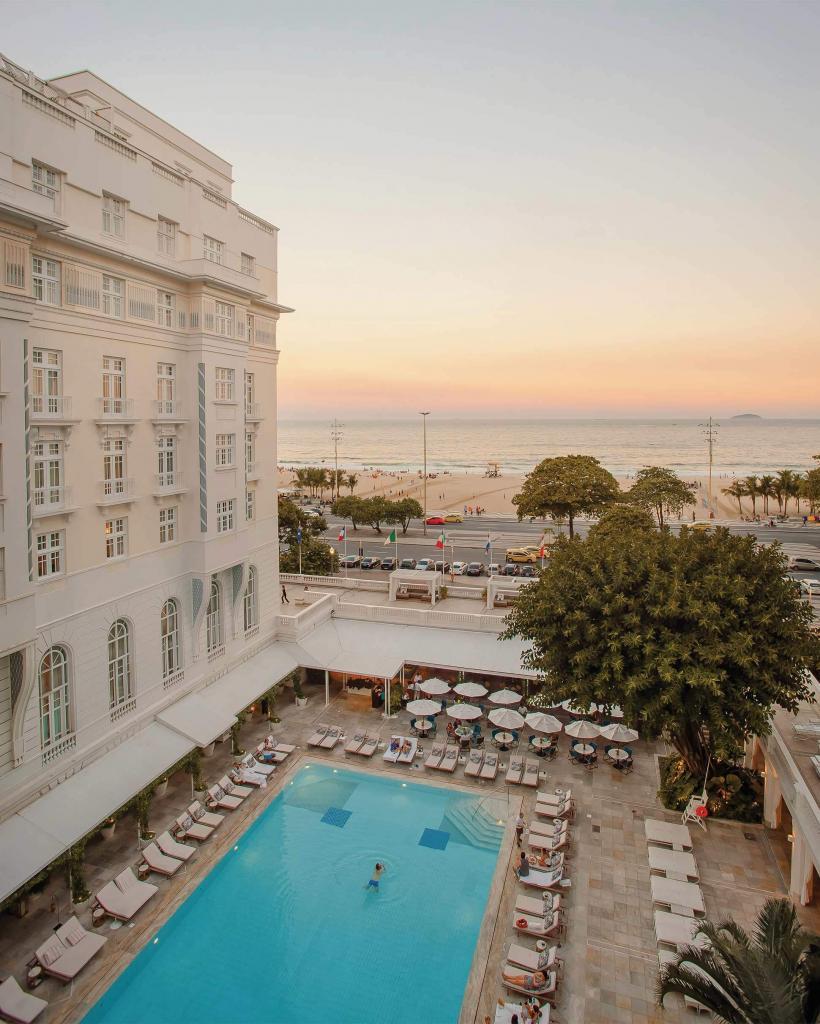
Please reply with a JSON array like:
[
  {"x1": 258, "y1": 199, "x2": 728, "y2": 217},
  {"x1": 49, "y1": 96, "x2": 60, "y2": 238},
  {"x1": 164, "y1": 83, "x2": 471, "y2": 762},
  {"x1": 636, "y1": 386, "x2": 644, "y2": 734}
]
[{"x1": 281, "y1": 584, "x2": 289, "y2": 604}]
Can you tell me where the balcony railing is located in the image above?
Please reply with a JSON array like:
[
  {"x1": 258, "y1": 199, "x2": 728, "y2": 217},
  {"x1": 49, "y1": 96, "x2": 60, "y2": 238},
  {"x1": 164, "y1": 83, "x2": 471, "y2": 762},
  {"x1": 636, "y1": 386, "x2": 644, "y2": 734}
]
[
  {"x1": 32, "y1": 485, "x2": 72, "y2": 515},
  {"x1": 154, "y1": 471, "x2": 184, "y2": 494},
  {"x1": 96, "y1": 397, "x2": 135, "y2": 419},
  {"x1": 31, "y1": 395, "x2": 72, "y2": 420},
  {"x1": 98, "y1": 477, "x2": 134, "y2": 504},
  {"x1": 245, "y1": 402, "x2": 262, "y2": 421},
  {"x1": 153, "y1": 399, "x2": 184, "y2": 420}
]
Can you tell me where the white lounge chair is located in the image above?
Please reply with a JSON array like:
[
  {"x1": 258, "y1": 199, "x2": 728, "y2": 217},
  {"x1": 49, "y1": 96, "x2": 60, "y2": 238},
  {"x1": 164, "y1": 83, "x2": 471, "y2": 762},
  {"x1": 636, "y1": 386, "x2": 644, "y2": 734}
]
[
  {"x1": 507, "y1": 942, "x2": 562, "y2": 974},
  {"x1": 219, "y1": 775, "x2": 253, "y2": 799},
  {"x1": 501, "y1": 966, "x2": 558, "y2": 1002},
  {"x1": 240, "y1": 752, "x2": 274, "y2": 776},
  {"x1": 535, "y1": 800, "x2": 573, "y2": 820},
  {"x1": 175, "y1": 812, "x2": 213, "y2": 841},
  {"x1": 319, "y1": 726, "x2": 342, "y2": 749},
  {"x1": 515, "y1": 893, "x2": 562, "y2": 917},
  {"x1": 355, "y1": 735, "x2": 378, "y2": 757},
  {"x1": 479, "y1": 753, "x2": 499, "y2": 779},
  {"x1": 398, "y1": 737, "x2": 418, "y2": 763},
  {"x1": 142, "y1": 842, "x2": 184, "y2": 877},
  {"x1": 156, "y1": 831, "x2": 195, "y2": 862},
  {"x1": 464, "y1": 750, "x2": 484, "y2": 777},
  {"x1": 528, "y1": 817, "x2": 568, "y2": 837},
  {"x1": 536, "y1": 788, "x2": 572, "y2": 805},
  {"x1": 345, "y1": 732, "x2": 366, "y2": 754},
  {"x1": 438, "y1": 744, "x2": 458, "y2": 772},
  {"x1": 512, "y1": 909, "x2": 564, "y2": 940},
  {"x1": 34, "y1": 917, "x2": 106, "y2": 982},
  {"x1": 96, "y1": 870, "x2": 157, "y2": 921},
  {"x1": 270, "y1": 740, "x2": 296, "y2": 754},
  {"x1": 208, "y1": 783, "x2": 243, "y2": 810},
  {"x1": 518, "y1": 866, "x2": 564, "y2": 891},
  {"x1": 0, "y1": 977, "x2": 47, "y2": 1023},
  {"x1": 255, "y1": 742, "x2": 287, "y2": 764},
  {"x1": 188, "y1": 800, "x2": 224, "y2": 829},
  {"x1": 506, "y1": 757, "x2": 525, "y2": 784},
  {"x1": 307, "y1": 723, "x2": 330, "y2": 747},
  {"x1": 522, "y1": 759, "x2": 540, "y2": 787},
  {"x1": 424, "y1": 743, "x2": 445, "y2": 769}
]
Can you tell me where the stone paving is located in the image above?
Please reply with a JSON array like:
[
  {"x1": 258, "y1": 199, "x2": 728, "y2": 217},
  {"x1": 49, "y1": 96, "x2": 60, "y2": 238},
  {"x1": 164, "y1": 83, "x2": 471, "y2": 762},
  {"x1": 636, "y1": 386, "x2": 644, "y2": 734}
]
[{"x1": 1, "y1": 677, "x2": 818, "y2": 1024}]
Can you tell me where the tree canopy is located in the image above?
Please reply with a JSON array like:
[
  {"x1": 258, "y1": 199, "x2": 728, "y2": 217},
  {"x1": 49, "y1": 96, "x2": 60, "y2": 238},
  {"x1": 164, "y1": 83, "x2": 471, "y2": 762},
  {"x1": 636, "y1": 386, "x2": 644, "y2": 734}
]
[
  {"x1": 280, "y1": 535, "x2": 338, "y2": 576},
  {"x1": 502, "y1": 521, "x2": 819, "y2": 776},
  {"x1": 628, "y1": 466, "x2": 696, "y2": 527},
  {"x1": 512, "y1": 455, "x2": 620, "y2": 537},
  {"x1": 588, "y1": 504, "x2": 657, "y2": 540},
  {"x1": 332, "y1": 495, "x2": 422, "y2": 534},
  {"x1": 278, "y1": 495, "x2": 326, "y2": 543}
]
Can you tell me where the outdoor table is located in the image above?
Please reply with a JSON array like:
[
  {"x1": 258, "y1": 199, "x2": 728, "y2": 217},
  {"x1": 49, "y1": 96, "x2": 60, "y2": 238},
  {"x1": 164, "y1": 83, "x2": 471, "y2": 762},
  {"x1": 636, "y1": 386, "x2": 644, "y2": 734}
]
[
  {"x1": 415, "y1": 719, "x2": 433, "y2": 735},
  {"x1": 455, "y1": 725, "x2": 474, "y2": 738},
  {"x1": 495, "y1": 731, "x2": 514, "y2": 750},
  {"x1": 651, "y1": 876, "x2": 705, "y2": 916},
  {"x1": 608, "y1": 748, "x2": 630, "y2": 762},
  {"x1": 572, "y1": 742, "x2": 594, "y2": 757},
  {"x1": 495, "y1": 1001, "x2": 549, "y2": 1024},
  {"x1": 531, "y1": 737, "x2": 552, "y2": 756}
]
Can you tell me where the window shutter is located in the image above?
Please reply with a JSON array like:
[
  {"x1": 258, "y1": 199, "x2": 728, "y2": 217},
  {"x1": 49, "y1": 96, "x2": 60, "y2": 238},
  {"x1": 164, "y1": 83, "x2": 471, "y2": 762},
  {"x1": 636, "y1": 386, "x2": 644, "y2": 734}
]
[
  {"x1": 235, "y1": 305, "x2": 247, "y2": 340},
  {"x1": 202, "y1": 297, "x2": 215, "y2": 332},
  {"x1": 127, "y1": 281, "x2": 156, "y2": 321},
  {"x1": 3, "y1": 239, "x2": 27, "y2": 290},
  {"x1": 63, "y1": 263, "x2": 101, "y2": 309}
]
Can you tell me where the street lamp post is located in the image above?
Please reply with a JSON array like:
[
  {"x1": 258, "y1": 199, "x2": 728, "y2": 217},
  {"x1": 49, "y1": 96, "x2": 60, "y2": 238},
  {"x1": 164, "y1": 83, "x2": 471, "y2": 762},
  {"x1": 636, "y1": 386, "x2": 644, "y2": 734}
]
[{"x1": 420, "y1": 411, "x2": 430, "y2": 536}]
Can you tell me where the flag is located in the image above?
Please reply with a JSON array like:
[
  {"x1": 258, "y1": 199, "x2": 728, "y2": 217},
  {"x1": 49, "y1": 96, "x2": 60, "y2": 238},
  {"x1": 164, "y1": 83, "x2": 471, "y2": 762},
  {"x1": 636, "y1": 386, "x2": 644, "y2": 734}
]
[
  {"x1": 539, "y1": 543, "x2": 545, "y2": 558},
  {"x1": 435, "y1": 531, "x2": 446, "y2": 549},
  {"x1": 296, "y1": 526, "x2": 302, "y2": 544},
  {"x1": 338, "y1": 525, "x2": 346, "y2": 541},
  {"x1": 384, "y1": 528, "x2": 397, "y2": 545},
  {"x1": 484, "y1": 537, "x2": 491, "y2": 556}
]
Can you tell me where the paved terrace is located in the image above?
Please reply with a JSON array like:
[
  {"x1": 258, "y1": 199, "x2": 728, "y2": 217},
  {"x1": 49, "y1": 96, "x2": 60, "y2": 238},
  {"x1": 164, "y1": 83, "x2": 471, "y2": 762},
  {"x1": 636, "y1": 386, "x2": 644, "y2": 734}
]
[{"x1": 2, "y1": 680, "x2": 817, "y2": 1024}]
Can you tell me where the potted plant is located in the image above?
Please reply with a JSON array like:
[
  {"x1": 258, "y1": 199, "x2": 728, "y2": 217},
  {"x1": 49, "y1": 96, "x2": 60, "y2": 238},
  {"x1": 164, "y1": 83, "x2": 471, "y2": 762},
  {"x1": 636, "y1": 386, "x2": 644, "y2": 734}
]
[
  {"x1": 99, "y1": 817, "x2": 116, "y2": 841},
  {"x1": 293, "y1": 674, "x2": 308, "y2": 708}
]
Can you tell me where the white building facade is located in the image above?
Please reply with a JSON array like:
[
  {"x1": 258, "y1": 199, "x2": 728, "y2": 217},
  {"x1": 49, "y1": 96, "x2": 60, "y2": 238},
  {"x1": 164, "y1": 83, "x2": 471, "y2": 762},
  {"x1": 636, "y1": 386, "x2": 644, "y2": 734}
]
[{"x1": 0, "y1": 55, "x2": 289, "y2": 830}]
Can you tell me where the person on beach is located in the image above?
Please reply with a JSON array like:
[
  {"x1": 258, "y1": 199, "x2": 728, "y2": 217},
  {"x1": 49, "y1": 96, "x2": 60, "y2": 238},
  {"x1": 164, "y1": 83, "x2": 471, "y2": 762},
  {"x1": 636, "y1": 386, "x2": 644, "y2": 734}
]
[
  {"x1": 281, "y1": 584, "x2": 289, "y2": 604},
  {"x1": 515, "y1": 813, "x2": 526, "y2": 846},
  {"x1": 366, "y1": 862, "x2": 385, "y2": 890}
]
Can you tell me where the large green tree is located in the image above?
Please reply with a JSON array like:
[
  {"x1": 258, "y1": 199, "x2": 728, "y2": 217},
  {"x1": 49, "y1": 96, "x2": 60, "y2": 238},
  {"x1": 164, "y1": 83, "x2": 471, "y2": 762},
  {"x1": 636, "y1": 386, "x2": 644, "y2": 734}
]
[
  {"x1": 512, "y1": 455, "x2": 620, "y2": 537},
  {"x1": 503, "y1": 522, "x2": 819, "y2": 777},
  {"x1": 394, "y1": 498, "x2": 423, "y2": 534},
  {"x1": 278, "y1": 495, "x2": 326, "y2": 544},
  {"x1": 280, "y1": 535, "x2": 338, "y2": 576},
  {"x1": 723, "y1": 480, "x2": 747, "y2": 516},
  {"x1": 332, "y1": 496, "x2": 369, "y2": 530},
  {"x1": 628, "y1": 466, "x2": 696, "y2": 528}
]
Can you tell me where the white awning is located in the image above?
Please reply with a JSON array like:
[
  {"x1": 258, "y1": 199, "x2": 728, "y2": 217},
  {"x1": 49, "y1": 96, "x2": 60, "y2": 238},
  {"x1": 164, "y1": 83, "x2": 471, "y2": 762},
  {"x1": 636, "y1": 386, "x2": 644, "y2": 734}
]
[{"x1": 0, "y1": 722, "x2": 193, "y2": 904}]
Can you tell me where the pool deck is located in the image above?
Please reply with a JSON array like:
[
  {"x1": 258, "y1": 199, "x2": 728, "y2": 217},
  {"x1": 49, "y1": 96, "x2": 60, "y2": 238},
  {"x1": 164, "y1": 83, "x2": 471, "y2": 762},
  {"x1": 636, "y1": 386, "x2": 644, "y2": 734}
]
[{"x1": 2, "y1": 680, "x2": 818, "y2": 1024}]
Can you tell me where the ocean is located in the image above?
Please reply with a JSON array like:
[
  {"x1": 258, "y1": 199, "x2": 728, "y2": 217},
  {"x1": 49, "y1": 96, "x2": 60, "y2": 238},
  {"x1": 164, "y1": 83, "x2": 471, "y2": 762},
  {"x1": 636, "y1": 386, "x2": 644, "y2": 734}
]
[{"x1": 278, "y1": 418, "x2": 820, "y2": 477}]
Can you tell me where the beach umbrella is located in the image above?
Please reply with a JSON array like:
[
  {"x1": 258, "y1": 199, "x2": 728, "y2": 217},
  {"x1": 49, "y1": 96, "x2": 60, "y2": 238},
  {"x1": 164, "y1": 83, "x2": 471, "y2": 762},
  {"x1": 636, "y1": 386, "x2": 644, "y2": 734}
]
[
  {"x1": 605, "y1": 705, "x2": 625, "y2": 720},
  {"x1": 406, "y1": 699, "x2": 443, "y2": 717},
  {"x1": 564, "y1": 719, "x2": 601, "y2": 740},
  {"x1": 454, "y1": 681, "x2": 488, "y2": 699},
  {"x1": 419, "y1": 677, "x2": 451, "y2": 696},
  {"x1": 446, "y1": 703, "x2": 483, "y2": 721},
  {"x1": 524, "y1": 712, "x2": 563, "y2": 734},
  {"x1": 559, "y1": 699, "x2": 598, "y2": 715},
  {"x1": 488, "y1": 708, "x2": 526, "y2": 729},
  {"x1": 599, "y1": 723, "x2": 638, "y2": 743},
  {"x1": 488, "y1": 689, "x2": 522, "y2": 706}
]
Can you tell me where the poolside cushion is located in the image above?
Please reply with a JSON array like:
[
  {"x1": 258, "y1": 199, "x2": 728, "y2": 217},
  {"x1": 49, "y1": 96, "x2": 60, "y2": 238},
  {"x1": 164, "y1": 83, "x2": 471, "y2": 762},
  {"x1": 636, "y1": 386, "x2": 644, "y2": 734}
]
[
  {"x1": 419, "y1": 828, "x2": 450, "y2": 851},
  {"x1": 37, "y1": 935, "x2": 63, "y2": 966},
  {"x1": 321, "y1": 807, "x2": 352, "y2": 828},
  {"x1": 63, "y1": 920, "x2": 86, "y2": 946}
]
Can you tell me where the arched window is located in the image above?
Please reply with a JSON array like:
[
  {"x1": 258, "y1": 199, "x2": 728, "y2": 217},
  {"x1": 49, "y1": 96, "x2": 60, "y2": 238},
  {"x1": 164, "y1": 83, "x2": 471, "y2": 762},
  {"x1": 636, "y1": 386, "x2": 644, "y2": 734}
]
[
  {"x1": 108, "y1": 619, "x2": 132, "y2": 709},
  {"x1": 161, "y1": 599, "x2": 181, "y2": 680},
  {"x1": 206, "y1": 580, "x2": 221, "y2": 652},
  {"x1": 39, "y1": 646, "x2": 71, "y2": 747},
  {"x1": 243, "y1": 566, "x2": 258, "y2": 632}
]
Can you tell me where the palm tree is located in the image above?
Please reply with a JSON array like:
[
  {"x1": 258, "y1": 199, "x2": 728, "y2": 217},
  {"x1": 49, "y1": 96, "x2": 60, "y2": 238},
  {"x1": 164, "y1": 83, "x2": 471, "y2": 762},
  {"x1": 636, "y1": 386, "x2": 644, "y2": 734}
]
[
  {"x1": 658, "y1": 898, "x2": 820, "y2": 1024},
  {"x1": 743, "y1": 475, "x2": 761, "y2": 517},
  {"x1": 759, "y1": 474, "x2": 776, "y2": 516},
  {"x1": 346, "y1": 472, "x2": 359, "y2": 495},
  {"x1": 723, "y1": 481, "x2": 746, "y2": 517},
  {"x1": 778, "y1": 470, "x2": 801, "y2": 516}
]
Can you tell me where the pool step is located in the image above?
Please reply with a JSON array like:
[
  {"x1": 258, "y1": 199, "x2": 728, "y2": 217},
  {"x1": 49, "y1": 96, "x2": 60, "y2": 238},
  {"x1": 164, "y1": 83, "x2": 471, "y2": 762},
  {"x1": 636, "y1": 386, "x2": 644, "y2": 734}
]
[{"x1": 444, "y1": 799, "x2": 505, "y2": 850}]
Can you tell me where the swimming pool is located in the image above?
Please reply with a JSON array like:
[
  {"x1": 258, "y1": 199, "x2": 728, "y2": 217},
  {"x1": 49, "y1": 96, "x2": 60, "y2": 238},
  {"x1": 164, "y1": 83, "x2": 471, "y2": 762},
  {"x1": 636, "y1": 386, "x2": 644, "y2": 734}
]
[{"x1": 83, "y1": 764, "x2": 507, "y2": 1024}]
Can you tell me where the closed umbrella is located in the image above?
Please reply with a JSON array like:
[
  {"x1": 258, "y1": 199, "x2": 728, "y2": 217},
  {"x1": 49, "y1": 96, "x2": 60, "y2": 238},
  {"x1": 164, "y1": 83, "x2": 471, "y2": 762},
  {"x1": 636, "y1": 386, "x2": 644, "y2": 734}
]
[
  {"x1": 599, "y1": 723, "x2": 638, "y2": 743},
  {"x1": 454, "y1": 681, "x2": 488, "y2": 699},
  {"x1": 524, "y1": 712, "x2": 563, "y2": 735},
  {"x1": 489, "y1": 689, "x2": 522, "y2": 706},
  {"x1": 564, "y1": 719, "x2": 601, "y2": 740},
  {"x1": 488, "y1": 708, "x2": 526, "y2": 729},
  {"x1": 446, "y1": 703, "x2": 483, "y2": 721},
  {"x1": 406, "y1": 699, "x2": 443, "y2": 717},
  {"x1": 419, "y1": 677, "x2": 451, "y2": 696}
]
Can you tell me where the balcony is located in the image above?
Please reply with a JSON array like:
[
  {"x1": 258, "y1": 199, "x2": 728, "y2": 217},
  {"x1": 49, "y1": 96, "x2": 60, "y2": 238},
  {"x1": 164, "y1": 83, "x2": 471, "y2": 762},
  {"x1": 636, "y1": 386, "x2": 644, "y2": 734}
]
[
  {"x1": 245, "y1": 403, "x2": 263, "y2": 422},
  {"x1": 0, "y1": 178, "x2": 68, "y2": 233},
  {"x1": 153, "y1": 471, "x2": 186, "y2": 496},
  {"x1": 181, "y1": 257, "x2": 265, "y2": 297},
  {"x1": 95, "y1": 397, "x2": 137, "y2": 422},
  {"x1": 31, "y1": 395, "x2": 74, "y2": 423},
  {"x1": 32, "y1": 485, "x2": 75, "y2": 517},
  {"x1": 97, "y1": 478, "x2": 135, "y2": 506},
  {"x1": 152, "y1": 400, "x2": 186, "y2": 423}
]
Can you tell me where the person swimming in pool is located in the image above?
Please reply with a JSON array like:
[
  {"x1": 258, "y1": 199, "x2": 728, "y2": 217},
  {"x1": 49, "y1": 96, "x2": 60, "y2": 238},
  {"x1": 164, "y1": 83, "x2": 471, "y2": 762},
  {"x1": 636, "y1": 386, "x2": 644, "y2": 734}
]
[{"x1": 366, "y1": 862, "x2": 385, "y2": 890}]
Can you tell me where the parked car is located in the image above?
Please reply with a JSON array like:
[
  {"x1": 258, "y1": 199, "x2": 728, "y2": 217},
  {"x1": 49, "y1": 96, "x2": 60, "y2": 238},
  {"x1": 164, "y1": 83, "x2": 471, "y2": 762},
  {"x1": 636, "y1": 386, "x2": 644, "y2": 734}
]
[
  {"x1": 416, "y1": 559, "x2": 435, "y2": 571},
  {"x1": 501, "y1": 563, "x2": 520, "y2": 576},
  {"x1": 505, "y1": 547, "x2": 537, "y2": 564},
  {"x1": 361, "y1": 557, "x2": 381, "y2": 570},
  {"x1": 688, "y1": 522, "x2": 713, "y2": 531},
  {"x1": 518, "y1": 565, "x2": 536, "y2": 578},
  {"x1": 399, "y1": 558, "x2": 417, "y2": 569},
  {"x1": 443, "y1": 512, "x2": 464, "y2": 523},
  {"x1": 425, "y1": 515, "x2": 446, "y2": 526},
  {"x1": 789, "y1": 556, "x2": 820, "y2": 572},
  {"x1": 466, "y1": 562, "x2": 485, "y2": 576},
  {"x1": 340, "y1": 555, "x2": 360, "y2": 568},
  {"x1": 487, "y1": 562, "x2": 501, "y2": 575},
  {"x1": 800, "y1": 579, "x2": 820, "y2": 599},
  {"x1": 381, "y1": 557, "x2": 397, "y2": 571},
  {"x1": 433, "y1": 560, "x2": 451, "y2": 573},
  {"x1": 451, "y1": 561, "x2": 468, "y2": 575},
  {"x1": 303, "y1": 509, "x2": 323, "y2": 519}
]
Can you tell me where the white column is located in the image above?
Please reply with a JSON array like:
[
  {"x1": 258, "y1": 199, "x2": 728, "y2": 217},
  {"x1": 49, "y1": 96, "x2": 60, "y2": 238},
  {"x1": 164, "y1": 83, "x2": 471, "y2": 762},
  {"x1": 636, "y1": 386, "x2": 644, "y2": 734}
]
[
  {"x1": 324, "y1": 669, "x2": 329, "y2": 707},
  {"x1": 790, "y1": 828, "x2": 816, "y2": 905}
]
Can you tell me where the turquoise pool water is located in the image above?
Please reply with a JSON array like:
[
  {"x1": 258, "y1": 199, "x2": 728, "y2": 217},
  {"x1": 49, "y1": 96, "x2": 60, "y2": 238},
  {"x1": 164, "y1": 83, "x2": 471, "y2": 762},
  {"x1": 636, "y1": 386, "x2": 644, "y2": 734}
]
[{"x1": 83, "y1": 764, "x2": 505, "y2": 1024}]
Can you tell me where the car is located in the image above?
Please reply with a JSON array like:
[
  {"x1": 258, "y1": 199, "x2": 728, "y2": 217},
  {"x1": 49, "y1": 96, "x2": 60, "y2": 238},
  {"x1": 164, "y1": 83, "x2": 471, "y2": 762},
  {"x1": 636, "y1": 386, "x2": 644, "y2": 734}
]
[
  {"x1": 501, "y1": 563, "x2": 520, "y2": 576},
  {"x1": 415, "y1": 558, "x2": 435, "y2": 571},
  {"x1": 789, "y1": 556, "x2": 820, "y2": 572},
  {"x1": 303, "y1": 509, "x2": 323, "y2": 519},
  {"x1": 425, "y1": 515, "x2": 446, "y2": 526},
  {"x1": 466, "y1": 562, "x2": 485, "y2": 576},
  {"x1": 381, "y1": 557, "x2": 397, "y2": 571},
  {"x1": 800, "y1": 579, "x2": 820, "y2": 599},
  {"x1": 487, "y1": 562, "x2": 501, "y2": 575},
  {"x1": 451, "y1": 561, "x2": 468, "y2": 575},
  {"x1": 340, "y1": 555, "x2": 360, "y2": 568},
  {"x1": 518, "y1": 564, "x2": 536, "y2": 578},
  {"x1": 433, "y1": 560, "x2": 451, "y2": 573},
  {"x1": 399, "y1": 558, "x2": 417, "y2": 569},
  {"x1": 505, "y1": 547, "x2": 537, "y2": 564},
  {"x1": 360, "y1": 557, "x2": 381, "y2": 570},
  {"x1": 688, "y1": 522, "x2": 713, "y2": 532},
  {"x1": 443, "y1": 513, "x2": 464, "y2": 523},
  {"x1": 524, "y1": 545, "x2": 548, "y2": 558}
]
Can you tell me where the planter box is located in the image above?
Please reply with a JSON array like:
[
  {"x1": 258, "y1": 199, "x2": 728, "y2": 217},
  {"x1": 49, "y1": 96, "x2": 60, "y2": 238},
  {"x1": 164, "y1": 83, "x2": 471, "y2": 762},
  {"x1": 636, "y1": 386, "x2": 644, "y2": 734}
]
[{"x1": 295, "y1": 697, "x2": 308, "y2": 708}]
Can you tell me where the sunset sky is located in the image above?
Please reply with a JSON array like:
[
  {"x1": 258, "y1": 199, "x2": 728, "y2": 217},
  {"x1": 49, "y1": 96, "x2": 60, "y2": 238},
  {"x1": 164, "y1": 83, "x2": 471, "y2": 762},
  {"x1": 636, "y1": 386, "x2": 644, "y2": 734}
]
[{"x1": 6, "y1": 1, "x2": 820, "y2": 418}]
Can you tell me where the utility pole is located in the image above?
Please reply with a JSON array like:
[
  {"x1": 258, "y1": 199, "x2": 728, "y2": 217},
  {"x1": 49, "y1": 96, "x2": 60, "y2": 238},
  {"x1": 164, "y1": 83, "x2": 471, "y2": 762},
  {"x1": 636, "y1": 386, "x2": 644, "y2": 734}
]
[
  {"x1": 700, "y1": 416, "x2": 719, "y2": 512},
  {"x1": 420, "y1": 411, "x2": 430, "y2": 536},
  {"x1": 330, "y1": 419, "x2": 343, "y2": 502}
]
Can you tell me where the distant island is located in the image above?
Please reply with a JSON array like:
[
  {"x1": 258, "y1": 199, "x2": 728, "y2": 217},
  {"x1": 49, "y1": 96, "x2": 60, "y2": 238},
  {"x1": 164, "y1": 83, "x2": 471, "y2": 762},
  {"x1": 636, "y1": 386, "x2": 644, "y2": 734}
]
[{"x1": 731, "y1": 413, "x2": 763, "y2": 420}]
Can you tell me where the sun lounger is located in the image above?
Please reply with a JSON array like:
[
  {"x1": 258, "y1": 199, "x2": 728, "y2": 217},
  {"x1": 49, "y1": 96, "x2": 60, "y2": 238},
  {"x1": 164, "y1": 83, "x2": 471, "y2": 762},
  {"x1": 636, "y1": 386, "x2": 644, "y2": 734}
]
[
  {"x1": 355, "y1": 735, "x2": 378, "y2": 757},
  {"x1": 232, "y1": 767, "x2": 267, "y2": 788},
  {"x1": 272, "y1": 741, "x2": 296, "y2": 754},
  {"x1": 34, "y1": 916, "x2": 107, "y2": 982},
  {"x1": 515, "y1": 893, "x2": 562, "y2": 917},
  {"x1": 501, "y1": 966, "x2": 558, "y2": 1002},
  {"x1": 345, "y1": 732, "x2": 367, "y2": 754},
  {"x1": 141, "y1": 842, "x2": 184, "y2": 877},
  {"x1": 398, "y1": 737, "x2": 418, "y2": 763},
  {"x1": 654, "y1": 910, "x2": 709, "y2": 950},
  {"x1": 0, "y1": 977, "x2": 47, "y2": 1023},
  {"x1": 518, "y1": 866, "x2": 564, "y2": 891},
  {"x1": 175, "y1": 812, "x2": 214, "y2": 841},
  {"x1": 479, "y1": 752, "x2": 499, "y2": 779},
  {"x1": 438, "y1": 744, "x2": 458, "y2": 772},
  {"x1": 506, "y1": 757, "x2": 524, "y2": 784},
  {"x1": 512, "y1": 909, "x2": 563, "y2": 940},
  {"x1": 507, "y1": 942, "x2": 562, "y2": 974},
  {"x1": 522, "y1": 759, "x2": 540, "y2": 787},
  {"x1": 319, "y1": 726, "x2": 342, "y2": 749},
  {"x1": 535, "y1": 800, "x2": 573, "y2": 820},
  {"x1": 527, "y1": 831, "x2": 568, "y2": 854},
  {"x1": 219, "y1": 775, "x2": 253, "y2": 799},
  {"x1": 208, "y1": 783, "x2": 243, "y2": 810},
  {"x1": 255, "y1": 742, "x2": 287, "y2": 764},
  {"x1": 240, "y1": 752, "x2": 275, "y2": 776},
  {"x1": 536, "y1": 788, "x2": 572, "y2": 806},
  {"x1": 650, "y1": 876, "x2": 705, "y2": 916},
  {"x1": 156, "y1": 831, "x2": 195, "y2": 862},
  {"x1": 425, "y1": 743, "x2": 445, "y2": 769},
  {"x1": 188, "y1": 800, "x2": 224, "y2": 829},
  {"x1": 307, "y1": 722, "x2": 330, "y2": 747},
  {"x1": 464, "y1": 750, "x2": 484, "y2": 777},
  {"x1": 528, "y1": 818, "x2": 568, "y2": 838},
  {"x1": 645, "y1": 819, "x2": 692, "y2": 852},
  {"x1": 96, "y1": 871, "x2": 157, "y2": 922},
  {"x1": 648, "y1": 847, "x2": 699, "y2": 882}
]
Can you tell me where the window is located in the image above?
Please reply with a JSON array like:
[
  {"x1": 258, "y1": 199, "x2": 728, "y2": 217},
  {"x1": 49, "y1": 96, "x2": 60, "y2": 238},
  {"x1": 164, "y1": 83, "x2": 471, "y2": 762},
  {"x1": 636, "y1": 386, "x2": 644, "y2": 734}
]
[
  {"x1": 108, "y1": 619, "x2": 132, "y2": 709},
  {"x1": 160, "y1": 599, "x2": 181, "y2": 680},
  {"x1": 39, "y1": 647, "x2": 71, "y2": 748},
  {"x1": 32, "y1": 441, "x2": 63, "y2": 509},
  {"x1": 102, "y1": 355, "x2": 125, "y2": 414},
  {"x1": 245, "y1": 372, "x2": 255, "y2": 414},
  {"x1": 215, "y1": 367, "x2": 234, "y2": 401},
  {"x1": 103, "y1": 436, "x2": 126, "y2": 496},
  {"x1": 157, "y1": 291, "x2": 175, "y2": 327},
  {"x1": 32, "y1": 162, "x2": 59, "y2": 204},
  {"x1": 243, "y1": 566, "x2": 258, "y2": 632},
  {"x1": 104, "y1": 517, "x2": 127, "y2": 559},
  {"x1": 216, "y1": 499, "x2": 234, "y2": 533},
  {"x1": 35, "y1": 530, "x2": 63, "y2": 579},
  {"x1": 157, "y1": 363, "x2": 176, "y2": 413},
  {"x1": 246, "y1": 313, "x2": 255, "y2": 342},
  {"x1": 159, "y1": 506, "x2": 177, "y2": 544},
  {"x1": 241, "y1": 252, "x2": 255, "y2": 276},
  {"x1": 157, "y1": 435, "x2": 177, "y2": 485},
  {"x1": 157, "y1": 217, "x2": 176, "y2": 256},
  {"x1": 246, "y1": 488, "x2": 255, "y2": 521},
  {"x1": 206, "y1": 579, "x2": 221, "y2": 652},
  {"x1": 245, "y1": 431, "x2": 255, "y2": 473},
  {"x1": 102, "y1": 275, "x2": 124, "y2": 318},
  {"x1": 31, "y1": 256, "x2": 60, "y2": 305},
  {"x1": 102, "y1": 193, "x2": 126, "y2": 237},
  {"x1": 215, "y1": 434, "x2": 235, "y2": 468},
  {"x1": 31, "y1": 348, "x2": 62, "y2": 414},
  {"x1": 203, "y1": 235, "x2": 223, "y2": 264},
  {"x1": 215, "y1": 301, "x2": 234, "y2": 337}
]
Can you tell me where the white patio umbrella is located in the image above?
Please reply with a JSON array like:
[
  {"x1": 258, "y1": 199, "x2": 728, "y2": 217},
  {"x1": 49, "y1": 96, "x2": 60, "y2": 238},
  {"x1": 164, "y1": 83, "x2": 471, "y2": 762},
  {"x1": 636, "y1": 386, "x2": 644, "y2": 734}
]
[
  {"x1": 599, "y1": 723, "x2": 638, "y2": 743},
  {"x1": 488, "y1": 689, "x2": 522, "y2": 706},
  {"x1": 446, "y1": 703, "x2": 483, "y2": 721},
  {"x1": 564, "y1": 719, "x2": 601, "y2": 740},
  {"x1": 605, "y1": 705, "x2": 625, "y2": 720},
  {"x1": 488, "y1": 708, "x2": 526, "y2": 729},
  {"x1": 559, "y1": 699, "x2": 599, "y2": 715},
  {"x1": 406, "y1": 699, "x2": 443, "y2": 717},
  {"x1": 454, "y1": 681, "x2": 488, "y2": 699},
  {"x1": 524, "y1": 712, "x2": 563, "y2": 735},
  {"x1": 419, "y1": 677, "x2": 451, "y2": 696}
]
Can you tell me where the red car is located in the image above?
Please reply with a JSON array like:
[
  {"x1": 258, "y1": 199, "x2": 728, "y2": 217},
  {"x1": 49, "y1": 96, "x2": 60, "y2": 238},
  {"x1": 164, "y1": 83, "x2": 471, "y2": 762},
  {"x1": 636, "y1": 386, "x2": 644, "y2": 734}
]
[{"x1": 425, "y1": 515, "x2": 446, "y2": 526}]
